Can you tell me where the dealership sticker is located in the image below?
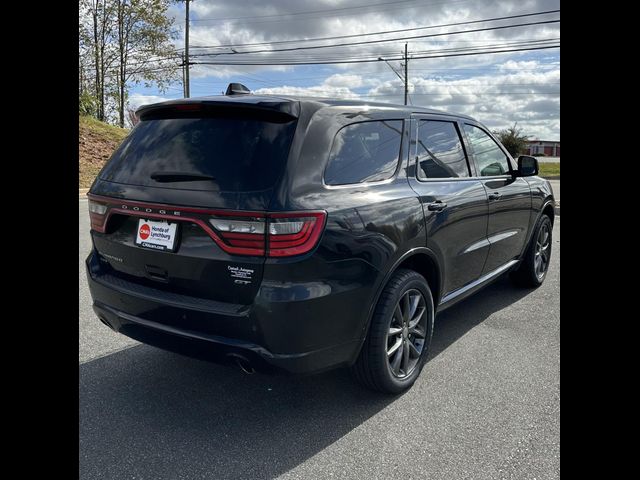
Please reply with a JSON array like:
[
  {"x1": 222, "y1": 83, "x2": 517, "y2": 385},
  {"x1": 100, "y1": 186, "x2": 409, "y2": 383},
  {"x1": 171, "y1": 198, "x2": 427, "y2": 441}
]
[
  {"x1": 228, "y1": 265, "x2": 254, "y2": 285},
  {"x1": 135, "y1": 219, "x2": 178, "y2": 251}
]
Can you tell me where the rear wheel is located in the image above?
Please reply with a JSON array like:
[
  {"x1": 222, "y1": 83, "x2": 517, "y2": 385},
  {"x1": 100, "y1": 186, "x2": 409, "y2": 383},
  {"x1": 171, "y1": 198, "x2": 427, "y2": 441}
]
[
  {"x1": 511, "y1": 214, "x2": 553, "y2": 287},
  {"x1": 351, "y1": 269, "x2": 434, "y2": 394}
]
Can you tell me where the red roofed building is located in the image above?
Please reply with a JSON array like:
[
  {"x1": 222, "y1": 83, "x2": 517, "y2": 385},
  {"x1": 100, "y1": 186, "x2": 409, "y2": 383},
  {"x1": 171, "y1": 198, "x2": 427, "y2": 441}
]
[{"x1": 526, "y1": 140, "x2": 560, "y2": 157}]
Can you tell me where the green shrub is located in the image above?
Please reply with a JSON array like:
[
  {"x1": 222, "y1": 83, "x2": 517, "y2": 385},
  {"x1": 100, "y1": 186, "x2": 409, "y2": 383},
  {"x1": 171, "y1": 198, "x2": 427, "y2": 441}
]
[
  {"x1": 494, "y1": 123, "x2": 529, "y2": 157},
  {"x1": 79, "y1": 91, "x2": 97, "y2": 117}
]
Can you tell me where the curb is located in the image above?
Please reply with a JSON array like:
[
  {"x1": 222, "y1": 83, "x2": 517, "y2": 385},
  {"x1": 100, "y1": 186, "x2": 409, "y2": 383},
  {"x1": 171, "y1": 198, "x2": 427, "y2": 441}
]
[
  {"x1": 79, "y1": 188, "x2": 89, "y2": 197},
  {"x1": 541, "y1": 175, "x2": 560, "y2": 180}
]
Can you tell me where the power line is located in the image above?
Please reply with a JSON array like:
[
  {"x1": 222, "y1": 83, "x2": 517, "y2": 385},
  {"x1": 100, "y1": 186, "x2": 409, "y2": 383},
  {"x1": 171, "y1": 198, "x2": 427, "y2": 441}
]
[
  {"x1": 194, "y1": 44, "x2": 559, "y2": 66},
  {"x1": 404, "y1": 38, "x2": 559, "y2": 56},
  {"x1": 82, "y1": 46, "x2": 559, "y2": 82},
  {"x1": 200, "y1": 38, "x2": 558, "y2": 64},
  {"x1": 189, "y1": 19, "x2": 559, "y2": 58},
  {"x1": 83, "y1": 63, "x2": 181, "y2": 81},
  {"x1": 186, "y1": 10, "x2": 560, "y2": 50},
  {"x1": 187, "y1": 37, "x2": 558, "y2": 49},
  {"x1": 87, "y1": 14, "x2": 559, "y2": 77},
  {"x1": 190, "y1": 0, "x2": 466, "y2": 24}
]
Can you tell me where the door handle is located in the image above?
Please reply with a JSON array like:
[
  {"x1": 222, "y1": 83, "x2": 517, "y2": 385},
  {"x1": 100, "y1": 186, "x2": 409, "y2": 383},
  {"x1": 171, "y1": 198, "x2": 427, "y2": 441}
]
[
  {"x1": 488, "y1": 192, "x2": 502, "y2": 201},
  {"x1": 427, "y1": 200, "x2": 447, "y2": 211}
]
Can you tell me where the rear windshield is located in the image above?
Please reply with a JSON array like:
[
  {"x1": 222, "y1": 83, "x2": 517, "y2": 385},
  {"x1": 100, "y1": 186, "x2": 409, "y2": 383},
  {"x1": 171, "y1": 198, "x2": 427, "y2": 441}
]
[{"x1": 99, "y1": 115, "x2": 297, "y2": 192}]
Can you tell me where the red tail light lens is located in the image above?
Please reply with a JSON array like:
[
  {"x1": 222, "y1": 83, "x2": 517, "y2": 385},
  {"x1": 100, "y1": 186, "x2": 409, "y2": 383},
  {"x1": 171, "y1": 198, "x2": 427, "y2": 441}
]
[
  {"x1": 208, "y1": 211, "x2": 326, "y2": 257},
  {"x1": 88, "y1": 200, "x2": 108, "y2": 232},
  {"x1": 268, "y1": 212, "x2": 327, "y2": 257},
  {"x1": 209, "y1": 217, "x2": 266, "y2": 256},
  {"x1": 174, "y1": 104, "x2": 202, "y2": 112}
]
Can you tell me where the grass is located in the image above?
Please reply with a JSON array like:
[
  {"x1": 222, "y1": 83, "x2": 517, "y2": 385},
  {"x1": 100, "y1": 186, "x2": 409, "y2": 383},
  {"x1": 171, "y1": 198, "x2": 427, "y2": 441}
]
[
  {"x1": 79, "y1": 115, "x2": 129, "y2": 188},
  {"x1": 80, "y1": 162, "x2": 104, "y2": 190},
  {"x1": 538, "y1": 162, "x2": 560, "y2": 178},
  {"x1": 80, "y1": 115, "x2": 128, "y2": 143}
]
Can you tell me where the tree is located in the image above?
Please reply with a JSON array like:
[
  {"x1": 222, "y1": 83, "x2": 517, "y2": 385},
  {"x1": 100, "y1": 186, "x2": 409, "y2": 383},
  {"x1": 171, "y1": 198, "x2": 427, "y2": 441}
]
[
  {"x1": 114, "y1": 0, "x2": 180, "y2": 127},
  {"x1": 80, "y1": 91, "x2": 98, "y2": 117},
  {"x1": 79, "y1": 0, "x2": 179, "y2": 126},
  {"x1": 494, "y1": 123, "x2": 530, "y2": 158},
  {"x1": 79, "y1": 0, "x2": 118, "y2": 122}
]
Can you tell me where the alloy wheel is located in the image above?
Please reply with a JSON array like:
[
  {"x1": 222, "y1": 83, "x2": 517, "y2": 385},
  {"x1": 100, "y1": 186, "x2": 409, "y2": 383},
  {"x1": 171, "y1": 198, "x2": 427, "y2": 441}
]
[
  {"x1": 534, "y1": 223, "x2": 551, "y2": 279},
  {"x1": 387, "y1": 289, "x2": 427, "y2": 378}
]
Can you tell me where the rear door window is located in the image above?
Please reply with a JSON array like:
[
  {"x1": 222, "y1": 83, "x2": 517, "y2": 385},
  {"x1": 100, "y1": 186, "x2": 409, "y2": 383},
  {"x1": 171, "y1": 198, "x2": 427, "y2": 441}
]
[
  {"x1": 99, "y1": 115, "x2": 297, "y2": 192},
  {"x1": 324, "y1": 120, "x2": 403, "y2": 185}
]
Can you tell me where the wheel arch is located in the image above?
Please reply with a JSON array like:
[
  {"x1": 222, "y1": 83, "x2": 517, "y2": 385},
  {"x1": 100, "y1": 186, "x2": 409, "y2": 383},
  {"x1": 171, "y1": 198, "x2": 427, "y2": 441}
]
[
  {"x1": 351, "y1": 248, "x2": 442, "y2": 364},
  {"x1": 520, "y1": 198, "x2": 555, "y2": 260},
  {"x1": 542, "y1": 201, "x2": 556, "y2": 225}
]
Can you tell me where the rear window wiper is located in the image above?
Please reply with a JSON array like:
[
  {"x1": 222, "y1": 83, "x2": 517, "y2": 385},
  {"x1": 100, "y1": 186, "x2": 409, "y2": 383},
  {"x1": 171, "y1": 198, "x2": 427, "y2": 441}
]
[{"x1": 150, "y1": 172, "x2": 216, "y2": 183}]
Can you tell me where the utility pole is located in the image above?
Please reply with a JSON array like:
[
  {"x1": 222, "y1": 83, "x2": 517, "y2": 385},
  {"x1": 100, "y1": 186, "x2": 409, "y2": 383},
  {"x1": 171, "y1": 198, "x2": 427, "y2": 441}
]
[
  {"x1": 378, "y1": 43, "x2": 409, "y2": 105},
  {"x1": 182, "y1": 53, "x2": 187, "y2": 97},
  {"x1": 184, "y1": 0, "x2": 190, "y2": 98},
  {"x1": 403, "y1": 42, "x2": 408, "y2": 105}
]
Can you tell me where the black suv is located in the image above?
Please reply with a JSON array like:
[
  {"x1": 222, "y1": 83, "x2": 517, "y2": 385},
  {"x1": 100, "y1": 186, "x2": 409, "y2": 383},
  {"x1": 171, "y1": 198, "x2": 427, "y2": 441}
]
[{"x1": 85, "y1": 89, "x2": 554, "y2": 393}]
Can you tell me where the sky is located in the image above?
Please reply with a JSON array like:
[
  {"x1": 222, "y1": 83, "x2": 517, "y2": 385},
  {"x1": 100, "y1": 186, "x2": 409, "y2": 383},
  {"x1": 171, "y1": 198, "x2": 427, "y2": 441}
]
[{"x1": 128, "y1": 0, "x2": 560, "y2": 140}]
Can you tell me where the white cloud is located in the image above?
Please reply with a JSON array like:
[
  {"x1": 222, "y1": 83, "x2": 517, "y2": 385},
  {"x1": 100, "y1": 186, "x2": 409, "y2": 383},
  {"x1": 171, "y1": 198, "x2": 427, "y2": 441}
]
[
  {"x1": 128, "y1": 93, "x2": 173, "y2": 110},
  {"x1": 498, "y1": 60, "x2": 540, "y2": 71},
  {"x1": 252, "y1": 60, "x2": 560, "y2": 139},
  {"x1": 133, "y1": 0, "x2": 560, "y2": 139},
  {"x1": 323, "y1": 74, "x2": 363, "y2": 88}
]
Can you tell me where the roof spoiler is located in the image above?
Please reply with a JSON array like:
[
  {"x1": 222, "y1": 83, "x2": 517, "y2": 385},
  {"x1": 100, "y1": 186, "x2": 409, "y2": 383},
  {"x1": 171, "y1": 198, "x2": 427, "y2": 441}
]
[{"x1": 136, "y1": 100, "x2": 299, "y2": 123}]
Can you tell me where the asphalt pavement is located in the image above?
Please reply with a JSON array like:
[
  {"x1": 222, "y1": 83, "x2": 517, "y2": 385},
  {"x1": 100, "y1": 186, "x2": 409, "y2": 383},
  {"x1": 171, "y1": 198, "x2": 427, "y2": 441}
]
[
  {"x1": 79, "y1": 197, "x2": 138, "y2": 362},
  {"x1": 79, "y1": 198, "x2": 559, "y2": 480}
]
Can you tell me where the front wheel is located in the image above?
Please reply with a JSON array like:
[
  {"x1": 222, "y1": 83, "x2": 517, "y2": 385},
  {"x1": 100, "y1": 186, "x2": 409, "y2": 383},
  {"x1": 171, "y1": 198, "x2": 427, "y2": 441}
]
[
  {"x1": 511, "y1": 214, "x2": 553, "y2": 287},
  {"x1": 351, "y1": 269, "x2": 434, "y2": 394}
]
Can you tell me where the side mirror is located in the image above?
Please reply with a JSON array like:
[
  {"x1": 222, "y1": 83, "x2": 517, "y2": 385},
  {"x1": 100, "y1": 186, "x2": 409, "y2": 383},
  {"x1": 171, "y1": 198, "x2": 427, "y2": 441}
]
[{"x1": 517, "y1": 155, "x2": 538, "y2": 177}]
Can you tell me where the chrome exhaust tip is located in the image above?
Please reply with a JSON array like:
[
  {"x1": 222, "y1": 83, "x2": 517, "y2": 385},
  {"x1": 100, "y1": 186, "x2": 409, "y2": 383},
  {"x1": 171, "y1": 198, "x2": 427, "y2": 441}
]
[{"x1": 227, "y1": 353, "x2": 255, "y2": 375}]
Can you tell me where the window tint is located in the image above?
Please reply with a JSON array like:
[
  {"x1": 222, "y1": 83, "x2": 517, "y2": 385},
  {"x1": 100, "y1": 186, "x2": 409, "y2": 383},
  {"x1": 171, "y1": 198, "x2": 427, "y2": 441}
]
[
  {"x1": 324, "y1": 120, "x2": 403, "y2": 185},
  {"x1": 99, "y1": 116, "x2": 297, "y2": 192},
  {"x1": 416, "y1": 120, "x2": 469, "y2": 179},
  {"x1": 463, "y1": 124, "x2": 511, "y2": 177}
]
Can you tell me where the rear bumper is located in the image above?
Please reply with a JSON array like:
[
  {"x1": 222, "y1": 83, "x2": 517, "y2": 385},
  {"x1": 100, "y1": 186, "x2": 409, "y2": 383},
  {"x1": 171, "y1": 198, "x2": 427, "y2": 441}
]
[{"x1": 86, "y1": 251, "x2": 363, "y2": 374}]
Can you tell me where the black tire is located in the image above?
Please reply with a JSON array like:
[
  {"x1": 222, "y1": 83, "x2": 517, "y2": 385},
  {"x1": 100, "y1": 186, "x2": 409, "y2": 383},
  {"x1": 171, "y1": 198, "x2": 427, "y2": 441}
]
[
  {"x1": 511, "y1": 214, "x2": 553, "y2": 287},
  {"x1": 351, "y1": 269, "x2": 434, "y2": 394}
]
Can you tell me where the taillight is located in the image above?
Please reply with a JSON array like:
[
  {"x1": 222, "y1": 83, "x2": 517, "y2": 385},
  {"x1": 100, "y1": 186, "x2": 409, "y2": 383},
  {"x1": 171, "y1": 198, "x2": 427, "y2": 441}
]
[
  {"x1": 86, "y1": 193, "x2": 327, "y2": 258},
  {"x1": 88, "y1": 200, "x2": 107, "y2": 215},
  {"x1": 208, "y1": 211, "x2": 326, "y2": 257},
  {"x1": 209, "y1": 217, "x2": 266, "y2": 256},
  {"x1": 88, "y1": 200, "x2": 108, "y2": 232},
  {"x1": 267, "y1": 212, "x2": 326, "y2": 257}
]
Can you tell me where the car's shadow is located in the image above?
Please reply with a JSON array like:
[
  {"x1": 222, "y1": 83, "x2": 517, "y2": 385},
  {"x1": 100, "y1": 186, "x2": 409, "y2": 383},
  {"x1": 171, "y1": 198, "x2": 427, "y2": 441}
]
[{"x1": 79, "y1": 276, "x2": 533, "y2": 479}]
